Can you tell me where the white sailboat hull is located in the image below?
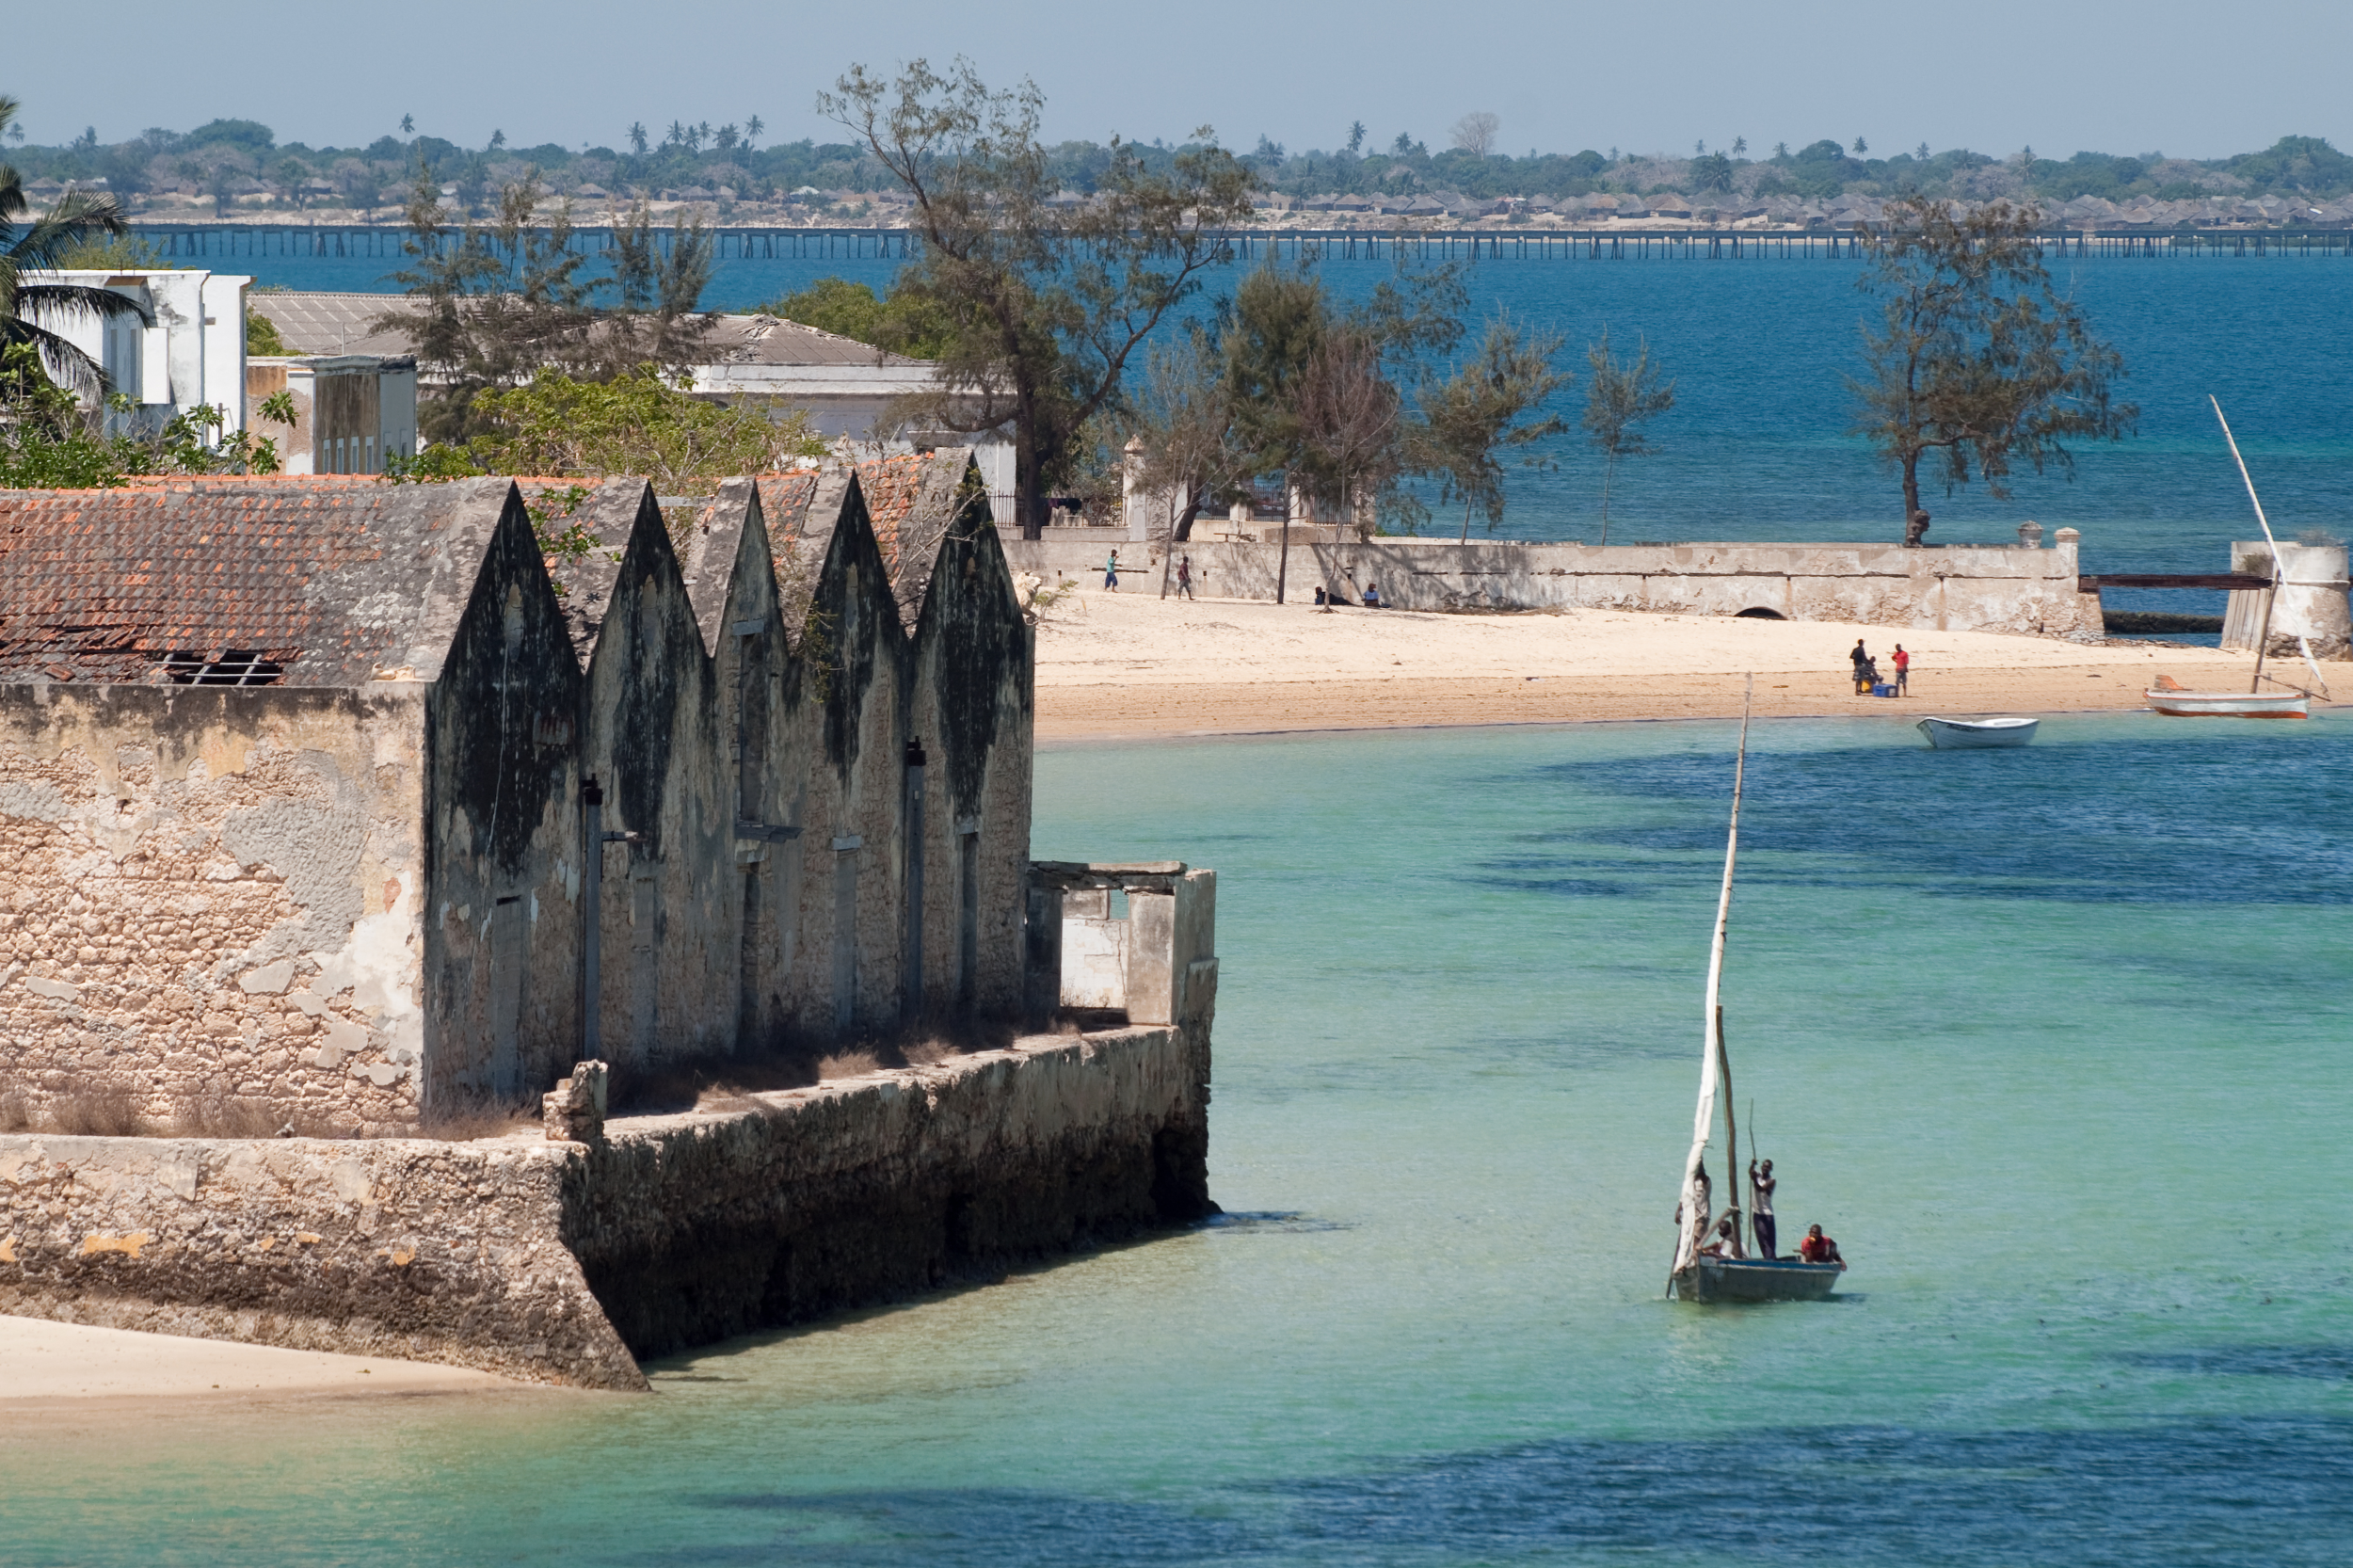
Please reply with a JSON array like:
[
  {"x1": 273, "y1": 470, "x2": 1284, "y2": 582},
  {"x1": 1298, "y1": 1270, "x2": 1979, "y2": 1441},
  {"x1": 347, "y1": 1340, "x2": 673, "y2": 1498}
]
[
  {"x1": 1916, "y1": 715, "x2": 2040, "y2": 748},
  {"x1": 2144, "y1": 690, "x2": 2309, "y2": 719}
]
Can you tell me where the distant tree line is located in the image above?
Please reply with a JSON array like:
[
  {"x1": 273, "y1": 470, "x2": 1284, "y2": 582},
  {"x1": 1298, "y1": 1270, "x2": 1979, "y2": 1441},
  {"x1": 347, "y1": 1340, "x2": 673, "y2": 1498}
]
[{"x1": 6, "y1": 108, "x2": 2353, "y2": 213}]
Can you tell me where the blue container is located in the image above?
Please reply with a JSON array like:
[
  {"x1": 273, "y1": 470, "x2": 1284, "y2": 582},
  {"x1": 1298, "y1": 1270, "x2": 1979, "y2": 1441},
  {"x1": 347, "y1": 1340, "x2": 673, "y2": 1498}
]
[{"x1": 1872, "y1": 683, "x2": 1896, "y2": 697}]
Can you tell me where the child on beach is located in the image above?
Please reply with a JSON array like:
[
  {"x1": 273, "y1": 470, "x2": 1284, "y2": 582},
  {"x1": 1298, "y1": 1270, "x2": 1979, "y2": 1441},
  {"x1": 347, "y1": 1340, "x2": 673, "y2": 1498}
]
[{"x1": 1104, "y1": 551, "x2": 1119, "y2": 590}]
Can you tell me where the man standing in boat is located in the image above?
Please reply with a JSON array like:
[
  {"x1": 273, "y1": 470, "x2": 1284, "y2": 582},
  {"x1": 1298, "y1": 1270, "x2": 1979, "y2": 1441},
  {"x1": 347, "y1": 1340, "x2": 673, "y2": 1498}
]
[{"x1": 1749, "y1": 1159, "x2": 1777, "y2": 1258}]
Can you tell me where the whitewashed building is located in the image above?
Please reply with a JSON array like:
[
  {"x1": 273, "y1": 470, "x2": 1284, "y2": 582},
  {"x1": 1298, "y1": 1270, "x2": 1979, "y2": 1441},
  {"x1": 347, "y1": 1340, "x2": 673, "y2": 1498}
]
[{"x1": 22, "y1": 268, "x2": 253, "y2": 435}]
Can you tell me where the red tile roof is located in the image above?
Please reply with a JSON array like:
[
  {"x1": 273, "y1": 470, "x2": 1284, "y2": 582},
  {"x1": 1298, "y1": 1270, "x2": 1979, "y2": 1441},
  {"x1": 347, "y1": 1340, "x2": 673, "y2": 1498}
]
[{"x1": 0, "y1": 475, "x2": 514, "y2": 686}]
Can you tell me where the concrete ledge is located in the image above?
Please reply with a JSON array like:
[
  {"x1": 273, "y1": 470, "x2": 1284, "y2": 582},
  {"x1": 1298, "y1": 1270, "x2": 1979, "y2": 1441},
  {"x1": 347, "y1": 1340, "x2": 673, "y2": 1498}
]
[{"x1": 0, "y1": 1024, "x2": 1210, "y2": 1388}]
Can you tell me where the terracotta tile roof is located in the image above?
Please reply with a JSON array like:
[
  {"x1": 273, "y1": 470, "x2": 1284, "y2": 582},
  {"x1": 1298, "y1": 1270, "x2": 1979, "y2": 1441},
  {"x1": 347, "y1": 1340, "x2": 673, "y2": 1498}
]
[
  {"x1": 723, "y1": 452, "x2": 977, "y2": 632},
  {"x1": 0, "y1": 475, "x2": 515, "y2": 687}
]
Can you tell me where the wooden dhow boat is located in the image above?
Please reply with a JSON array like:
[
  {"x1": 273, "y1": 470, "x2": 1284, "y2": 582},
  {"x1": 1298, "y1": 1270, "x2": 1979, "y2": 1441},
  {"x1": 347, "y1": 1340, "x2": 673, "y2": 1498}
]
[
  {"x1": 1669, "y1": 679, "x2": 1846, "y2": 1304},
  {"x1": 2146, "y1": 400, "x2": 2325, "y2": 722}
]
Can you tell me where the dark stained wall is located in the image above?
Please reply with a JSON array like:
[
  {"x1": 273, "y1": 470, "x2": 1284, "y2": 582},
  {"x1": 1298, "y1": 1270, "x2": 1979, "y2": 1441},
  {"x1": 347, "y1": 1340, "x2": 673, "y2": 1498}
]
[
  {"x1": 421, "y1": 489, "x2": 585, "y2": 1112},
  {"x1": 906, "y1": 467, "x2": 1034, "y2": 1018},
  {"x1": 578, "y1": 487, "x2": 733, "y2": 1068}
]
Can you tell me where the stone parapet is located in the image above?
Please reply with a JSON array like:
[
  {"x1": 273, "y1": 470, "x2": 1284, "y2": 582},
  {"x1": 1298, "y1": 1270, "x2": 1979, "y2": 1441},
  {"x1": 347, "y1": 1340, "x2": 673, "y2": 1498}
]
[
  {"x1": 0, "y1": 1022, "x2": 1210, "y2": 1387},
  {"x1": 1007, "y1": 536, "x2": 2103, "y2": 636}
]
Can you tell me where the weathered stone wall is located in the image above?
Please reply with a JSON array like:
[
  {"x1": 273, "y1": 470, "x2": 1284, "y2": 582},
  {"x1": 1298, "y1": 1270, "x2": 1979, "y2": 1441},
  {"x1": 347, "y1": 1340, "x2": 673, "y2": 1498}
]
[
  {"x1": 580, "y1": 490, "x2": 740, "y2": 1072},
  {"x1": 1004, "y1": 536, "x2": 2105, "y2": 636},
  {"x1": 906, "y1": 501, "x2": 1035, "y2": 1019},
  {"x1": 1, "y1": 684, "x2": 430, "y2": 1136},
  {"x1": 421, "y1": 500, "x2": 587, "y2": 1111},
  {"x1": 570, "y1": 1023, "x2": 1212, "y2": 1359},
  {"x1": 0, "y1": 1128, "x2": 643, "y2": 1387},
  {"x1": 0, "y1": 1021, "x2": 1211, "y2": 1385},
  {"x1": 791, "y1": 480, "x2": 914, "y2": 1035},
  {"x1": 2223, "y1": 541, "x2": 2352, "y2": 658}
]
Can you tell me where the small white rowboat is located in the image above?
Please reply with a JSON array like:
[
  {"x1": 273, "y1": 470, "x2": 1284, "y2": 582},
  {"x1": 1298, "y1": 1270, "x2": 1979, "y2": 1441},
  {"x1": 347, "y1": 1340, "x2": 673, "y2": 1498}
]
[
  {"x1": 2144, "y1": 687, "x2": 2309, "y2": 719},
  {"x1": 1916, "y1": 715, "x2": 2040, "y2": 748}
]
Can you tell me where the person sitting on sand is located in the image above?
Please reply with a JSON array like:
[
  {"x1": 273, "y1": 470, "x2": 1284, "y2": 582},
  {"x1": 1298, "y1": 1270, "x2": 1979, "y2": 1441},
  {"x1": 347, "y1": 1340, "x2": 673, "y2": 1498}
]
[
  {"x1": 1798, "y1": 1224, "x2": 1846, "y2": 1268},
  {"x1": 1364, "y1": 581, "x2": 1383, "y2": 609}
]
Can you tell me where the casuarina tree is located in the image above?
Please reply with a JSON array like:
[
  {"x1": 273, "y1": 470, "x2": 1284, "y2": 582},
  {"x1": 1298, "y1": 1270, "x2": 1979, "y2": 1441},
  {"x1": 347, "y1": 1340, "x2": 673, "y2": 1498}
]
[
  {"x1": 1415, "y1": 311, "x2": 1569, "y2": 542},
  {"x1": 1851, "y1": 196, "x2": 2134, "y2": 544},
  {"x1": 822, "y1": 57, "x2": 1257, "y2": 538},
  {"x1": 1582, "y1": 328, "x2": 1674, "y2": 545}
]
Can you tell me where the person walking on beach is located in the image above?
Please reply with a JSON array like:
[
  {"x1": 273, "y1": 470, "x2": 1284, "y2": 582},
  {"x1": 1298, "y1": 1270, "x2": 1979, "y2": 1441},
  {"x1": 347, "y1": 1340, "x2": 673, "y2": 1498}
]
[
  {"x1": 1849, "y1": 639, "x2": 1871, "y2": 694},
  {"x1": 1892, "y1": 645, "x2": 1910, "y2": 696},
  {"x1": 1104, "y1": 550, "x2": 1119, "y2": 591},
  {"x1": 1749, "y1": 1159, "x2": 1777, "y2": 1259},
  {"x1": 1176, "y1": 554, "x2": 1194, "y2": 600}
]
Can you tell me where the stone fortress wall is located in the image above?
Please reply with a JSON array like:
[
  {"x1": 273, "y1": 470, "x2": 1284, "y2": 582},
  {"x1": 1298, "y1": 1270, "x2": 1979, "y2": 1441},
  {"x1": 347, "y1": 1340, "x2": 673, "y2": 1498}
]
[
  {"x1": 0, "y1": 864, "x2": 1218, "y2": 1387},
  {"x1": 1008, "y1": 533, "x2": 2110, "y2": 636},
  {"x1": 0, "y1": 458, "x2": 1032, "y2": 1138}
]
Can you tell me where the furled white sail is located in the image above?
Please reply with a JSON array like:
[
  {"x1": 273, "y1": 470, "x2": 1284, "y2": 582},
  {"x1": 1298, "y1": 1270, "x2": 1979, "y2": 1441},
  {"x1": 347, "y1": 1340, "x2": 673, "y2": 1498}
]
[{"x1": 1673, "y1": 680, "x2": 1752, "y2": 1276}]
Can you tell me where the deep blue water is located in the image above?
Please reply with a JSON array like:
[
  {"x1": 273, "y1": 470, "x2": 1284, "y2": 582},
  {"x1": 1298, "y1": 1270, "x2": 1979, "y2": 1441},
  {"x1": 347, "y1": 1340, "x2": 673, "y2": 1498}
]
[{"x1": 240, "y1": 246, "x2": 2353, "y2": 601}]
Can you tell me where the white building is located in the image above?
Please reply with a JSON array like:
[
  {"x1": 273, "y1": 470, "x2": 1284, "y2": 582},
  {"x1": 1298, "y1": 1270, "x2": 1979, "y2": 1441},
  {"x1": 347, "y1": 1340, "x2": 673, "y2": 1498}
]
[{"x1": 22, "y1": 268, "x2": 252, "y2": 435}]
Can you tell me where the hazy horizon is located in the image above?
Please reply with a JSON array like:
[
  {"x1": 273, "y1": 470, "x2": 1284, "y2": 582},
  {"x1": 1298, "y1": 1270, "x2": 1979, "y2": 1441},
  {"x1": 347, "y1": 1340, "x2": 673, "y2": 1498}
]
[{"x1": 9, "y1": 0, "x2": 2346, "y2": 165}]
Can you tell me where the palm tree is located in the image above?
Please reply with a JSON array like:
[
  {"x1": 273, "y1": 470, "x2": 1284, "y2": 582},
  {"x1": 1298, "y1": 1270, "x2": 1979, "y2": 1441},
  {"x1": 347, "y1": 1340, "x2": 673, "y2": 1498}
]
[{"x1": 2, "y1": 96, "x2": 151, "y2": 399}]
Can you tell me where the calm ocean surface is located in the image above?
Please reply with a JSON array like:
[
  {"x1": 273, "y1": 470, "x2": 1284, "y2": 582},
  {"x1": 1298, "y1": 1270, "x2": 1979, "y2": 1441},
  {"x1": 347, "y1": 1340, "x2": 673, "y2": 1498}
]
[
  {"x1": 8, "y1": 712, "x2": 2350, "y2": 1564},
  {"x1": 243, "y1": 245, "x2": 2353, "y2": 596}
]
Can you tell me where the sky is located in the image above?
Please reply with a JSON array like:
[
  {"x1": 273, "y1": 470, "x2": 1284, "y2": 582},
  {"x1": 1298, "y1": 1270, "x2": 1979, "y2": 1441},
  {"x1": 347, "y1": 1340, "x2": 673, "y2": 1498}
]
[{"x1": 9, "y1": 0, "x2": 2349, "y2": 162}]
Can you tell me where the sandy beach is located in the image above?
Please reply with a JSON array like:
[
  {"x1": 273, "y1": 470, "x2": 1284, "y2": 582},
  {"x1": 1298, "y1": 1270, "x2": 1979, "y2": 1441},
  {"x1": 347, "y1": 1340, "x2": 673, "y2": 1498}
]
[
  {"x1": 0, "y1": 1316, "x2": 523, "y2": 1408},
  {"x1": 1032, "y1": 590, "x2": 2281, "y2": 741}
]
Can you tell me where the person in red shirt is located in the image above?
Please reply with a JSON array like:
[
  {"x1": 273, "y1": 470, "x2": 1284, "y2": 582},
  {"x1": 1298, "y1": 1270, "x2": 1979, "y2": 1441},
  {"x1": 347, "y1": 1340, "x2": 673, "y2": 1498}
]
[
  {"x1": 1798, "y1": 1224, "x2": 1845, "y2": 1267},
  {"x1": 1892, "y1": 645, "x2": 1911, "y2": 696}
]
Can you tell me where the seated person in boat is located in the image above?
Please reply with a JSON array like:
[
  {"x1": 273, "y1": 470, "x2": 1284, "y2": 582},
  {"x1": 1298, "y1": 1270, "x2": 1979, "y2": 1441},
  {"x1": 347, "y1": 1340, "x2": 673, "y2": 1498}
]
[
  {"x1": 1696, "y1": 1214, "x2": 1746, "y2": 1260},
  {"x1": 1798, "y1": 1224, "x2": 1846, "y2": 1268}
]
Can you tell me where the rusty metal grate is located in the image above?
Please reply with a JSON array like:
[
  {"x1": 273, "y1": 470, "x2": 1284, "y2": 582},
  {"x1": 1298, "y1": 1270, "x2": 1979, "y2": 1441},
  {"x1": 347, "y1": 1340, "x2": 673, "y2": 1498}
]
[{"x1": 158, "y1": 649, "x2": 286, "y2": 686}]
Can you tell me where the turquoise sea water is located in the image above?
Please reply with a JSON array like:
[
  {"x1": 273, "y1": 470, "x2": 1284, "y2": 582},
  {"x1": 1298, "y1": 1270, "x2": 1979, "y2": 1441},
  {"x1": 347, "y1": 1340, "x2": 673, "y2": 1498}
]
[{"x1": 8, "y1": 712, "x2": 2349, "y2": 1564}]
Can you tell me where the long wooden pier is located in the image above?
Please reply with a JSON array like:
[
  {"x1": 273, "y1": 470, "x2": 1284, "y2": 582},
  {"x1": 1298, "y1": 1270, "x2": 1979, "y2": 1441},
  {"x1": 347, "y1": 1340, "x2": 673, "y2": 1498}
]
[{"x1": 124, "y1": 222, "x2": 2353, "y2": 265}]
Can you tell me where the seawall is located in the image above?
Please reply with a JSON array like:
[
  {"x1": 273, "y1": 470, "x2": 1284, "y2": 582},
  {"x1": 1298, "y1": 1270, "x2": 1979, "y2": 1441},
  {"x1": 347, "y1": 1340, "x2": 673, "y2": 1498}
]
[
  {"x1": 0, "y1": 1022, "x2": 1211, "y2": 1389},
  {"x1": 1006, "y1": 536, "x2": 2105, "y2": 637}
]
